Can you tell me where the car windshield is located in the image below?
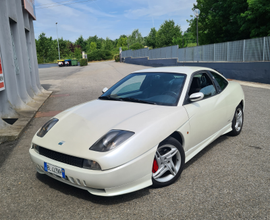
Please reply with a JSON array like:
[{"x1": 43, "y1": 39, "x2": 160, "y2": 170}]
[{"x1": 99, "y1": 72, "x2": 186, "y2": 106}]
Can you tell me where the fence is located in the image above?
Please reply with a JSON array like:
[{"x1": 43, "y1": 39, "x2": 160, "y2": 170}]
[{"x1": 122, "y1": 36, "x2": 270, "y2": 62}]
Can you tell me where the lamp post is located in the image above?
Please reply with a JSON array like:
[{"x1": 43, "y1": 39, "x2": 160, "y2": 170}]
[
  {"x1": 56, "y1": 22, "x2": 60, "y2": 60},
  {"x1": 194, "y1": 9, "x2": 200, "y2": 46}
]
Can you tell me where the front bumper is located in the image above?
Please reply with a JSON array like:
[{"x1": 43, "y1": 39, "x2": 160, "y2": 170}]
[{"x1": 29, "y1": 146, "x2": 156, "y2": 196}]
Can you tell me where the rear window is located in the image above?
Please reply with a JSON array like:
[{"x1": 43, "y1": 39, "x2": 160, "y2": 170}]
[{"x1": 210, "y1": 72, "x2": 228, "y2": 91}]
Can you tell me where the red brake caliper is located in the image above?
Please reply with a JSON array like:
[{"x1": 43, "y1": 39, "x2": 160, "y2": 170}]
[{"x1": 152, "y1": 159, "x2": 158, "y2": 173}]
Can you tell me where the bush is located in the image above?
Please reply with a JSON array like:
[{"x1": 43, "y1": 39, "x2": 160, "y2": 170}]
[
  {"x1": 130, "y1": 43, "x2": 144, "y2": 50},
  {"x1": 87, "y1": 49, "x2": 113, "y2": 61},
  {"x1": 37, "y1": 57, "x2": 44, "y2": 64},
  {"x1": 114, "y1": 54, "x2": 120, "y2": 62},
  {"x1": 122, "y1": 46, "x2": 129, "y2": 51},
  {"x1": 79, "y1": 58, "x2": 88, "y2": 66}
]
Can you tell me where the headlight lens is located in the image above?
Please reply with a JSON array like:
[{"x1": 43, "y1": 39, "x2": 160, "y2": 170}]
[
  {"x1": 83, "y1": 159, "x2": 101, "y2": 170},
  {"x1": 37, "y1": 118, "x2": 59, "y2": 137},
  {"x1": 90, "y1": 130, "x2": 134, "y2": 152}
]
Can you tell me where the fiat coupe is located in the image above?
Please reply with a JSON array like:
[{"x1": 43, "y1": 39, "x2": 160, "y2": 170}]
[{"x1": 30, "y1": 66, "x2": 244, "y2": 196}]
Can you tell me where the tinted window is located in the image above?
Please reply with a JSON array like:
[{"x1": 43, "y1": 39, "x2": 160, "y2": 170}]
[
  {"x1": 210, "y1": 72, "x2": 228, "y2": 91},
  {"x1": 112, "y1": 75, "x2": 145, "y2": 94}
]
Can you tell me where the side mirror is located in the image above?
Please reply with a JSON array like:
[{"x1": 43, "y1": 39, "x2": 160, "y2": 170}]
[
  {"x1": 189, "y1": 92, "x2": 204, "y2": 102},
  {"x1": 102, "y1": 87, "x2": 108, "y2": 94}
]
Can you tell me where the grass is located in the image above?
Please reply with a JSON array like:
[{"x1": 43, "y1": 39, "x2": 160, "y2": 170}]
[{"x1": 187, "y1": 43, "x2": 197, "y2": 47}]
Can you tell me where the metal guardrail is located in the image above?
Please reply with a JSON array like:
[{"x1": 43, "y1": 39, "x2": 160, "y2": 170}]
[{"x1": 122, "y1": 36, "x2": 270, "y2": 62}]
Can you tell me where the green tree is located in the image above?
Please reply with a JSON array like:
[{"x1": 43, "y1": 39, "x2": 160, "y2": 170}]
[
  {"x1": 172, "y1": 36, "x2": 187, "y2": 48},
  {"x1": 96, "y1": 38, "x2": 103, "y2": 49},
  {"x1": 58, "y1": 38, "x2": 72, "y2": 59},
  {"x1": 113, "y1": 39, "x2": 119, "y2": 48},
  {"x1": 47, "y1": 39, "x2": 58, "y2": 61},
  {"x1": 74, "y1": 47, "x2": 82, "y2": 60},
  {"x1": 90, "y1": 42, "x2": 97, "y2": 51},
  {"x1": 127, "y1": 29, "x2": 144, "y2": 48},
  {"x1": 117, "y1": 36, "x2": 127, "y2": 48},
  {"x1": 36, "y1": 33, "x2": 50, "y2": 62},
  {"x1": 102, "y1": 37, "x2": 113, "y2": 51},
  {"x1": 86, "y1": 35, "x2": 98, "y2": 44},
  {"x1": 119, "y1": 35, "x2": 127, "y2": 39},
  {"x1": 156, "y1": 20, "x2": 183, "y2": 47},
  {"x1": 85, "y1": 36, "x2": 105, "y2": 50},
  {"x1": 130, "y1": 42, "x2": 144, "y2": 50},
  {"x1": 75, "y1": 35, "x2": 87, "y2": 52},
  {"x1": 241, "y1": 0, "x2": 270, "y2": 37},
  {"x1": 36, "y1": 33, "x2": 119, "y2": 63},
  {"x1": 36, "y1": 33, "x2": 59, "y2": 63},
  {"x1": 86, "y1": 41, "x2": 97, "y2": 53},
  {"x1": 87, "y1": 50, "x2": 113, "y2": 61},
  {"x1": 183, "y1": 28, "x2": 196, "y2": 46},
  {"x1": 145, "y1": 27, "x2": 157, "y2": 48},
  {"x1": 188, "y1": 0, "x2": 249, "y2": 45}
]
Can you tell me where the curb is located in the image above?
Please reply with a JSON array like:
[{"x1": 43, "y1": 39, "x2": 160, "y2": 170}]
[
  {"x1": 0, "y1": 91, "x2": 52, "y2": 144},
  {"x1": 231, "y1": 80, "x2": 270, "y2": 90}
]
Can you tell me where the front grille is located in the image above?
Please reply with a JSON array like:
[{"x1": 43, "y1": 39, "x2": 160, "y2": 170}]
[{"x1": 39, "y1": 146, "x2": 84, "y2": 168}]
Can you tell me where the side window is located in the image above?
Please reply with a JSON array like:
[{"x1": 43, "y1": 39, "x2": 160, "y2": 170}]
[
  {"x1": 189, "y1": 73, "x2": 217, "y2": 99},
  {"x1": 210, "y1": 72, "x2": 228, "y2": 91}
]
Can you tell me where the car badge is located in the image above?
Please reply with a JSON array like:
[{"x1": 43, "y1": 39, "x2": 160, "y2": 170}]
[{"x1": 58, "y1": 141, "x2": 65, "y2": 145}]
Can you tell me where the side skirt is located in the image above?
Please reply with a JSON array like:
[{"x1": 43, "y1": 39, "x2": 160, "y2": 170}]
[{"x1": 185, "y1": 123, "x2": 232, "y2": 163}]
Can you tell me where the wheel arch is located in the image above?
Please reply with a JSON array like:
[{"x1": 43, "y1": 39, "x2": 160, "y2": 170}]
[
  {"x1": 239, "y1": 99, "x2": 244, "y2": 110},
  {"x1": 168, "y1": 131, "x2": 185, "y2": 162},
  {"x1": 152, "y1": 132, "x2": 186, "y2": 187}
]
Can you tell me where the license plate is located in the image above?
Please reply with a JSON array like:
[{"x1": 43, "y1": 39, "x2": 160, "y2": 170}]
[{"x1": 44, "y1": 162, "x2": 65, "y2": 178}]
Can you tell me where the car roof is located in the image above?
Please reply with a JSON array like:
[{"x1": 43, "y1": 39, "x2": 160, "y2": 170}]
[{"x1": 133, "y1": 66, "x2": 216, "y2": 76}]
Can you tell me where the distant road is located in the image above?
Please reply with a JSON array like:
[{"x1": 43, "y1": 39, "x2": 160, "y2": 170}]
[{"x1": 38, "y1": 63, "x2": 58, "y2": 69}]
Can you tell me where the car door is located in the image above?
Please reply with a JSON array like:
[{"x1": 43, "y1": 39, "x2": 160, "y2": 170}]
[{"x1": 183, "y1": 71, "x2": 228, "y2": 151}]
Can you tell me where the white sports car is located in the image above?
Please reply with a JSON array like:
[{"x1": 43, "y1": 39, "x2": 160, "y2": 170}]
[{"x1": 30, "y1": 66, "x2": 245, "y2": 196}]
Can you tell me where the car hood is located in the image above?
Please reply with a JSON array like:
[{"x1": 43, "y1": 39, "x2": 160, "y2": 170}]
[{"x1": 33, "y1": 99, "x2": 189, "y2": 169}]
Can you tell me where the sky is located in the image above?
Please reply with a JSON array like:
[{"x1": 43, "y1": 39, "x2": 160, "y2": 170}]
[{"x1": 34, "y1": 0, "x2": 197, "y2": 42}]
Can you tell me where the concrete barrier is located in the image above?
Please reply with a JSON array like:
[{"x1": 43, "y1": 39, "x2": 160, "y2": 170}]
[{"x1": 124, "y1": 57, "x2": 270, "y2": 84}]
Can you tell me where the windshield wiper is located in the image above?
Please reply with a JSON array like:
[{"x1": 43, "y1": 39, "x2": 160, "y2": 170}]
[
  {"x1": 99, "y1": 95, "x2": 123, "y2": 101},
  {"x1": 121, "y1": 97, "x2": 156, "y2": 105},
  {"x1": 99, "y1": 96, "x2": 156, "y2": 105}
]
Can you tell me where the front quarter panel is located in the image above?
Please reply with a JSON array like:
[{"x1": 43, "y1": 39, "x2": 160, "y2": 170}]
[{"x1": 97, "y1": 106, "x2": 189, "y2": 170}]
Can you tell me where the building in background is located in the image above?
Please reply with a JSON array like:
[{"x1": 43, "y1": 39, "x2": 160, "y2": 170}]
[{"x1": 0, "y1": 0, "x2": 45, "y2": 129}]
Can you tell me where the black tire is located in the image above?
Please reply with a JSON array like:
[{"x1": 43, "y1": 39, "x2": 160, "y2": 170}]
[
  {"x1": 152, "y1": 137, "x2": 185, "y2": 187},
  {"x1": 228, "y1": 105, "x2": 244, "y2": 136}
]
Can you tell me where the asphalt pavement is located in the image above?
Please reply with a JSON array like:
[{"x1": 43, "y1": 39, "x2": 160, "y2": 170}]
[{"x1": 0, "y1": 61, "x2": 269, "y2": 219}]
